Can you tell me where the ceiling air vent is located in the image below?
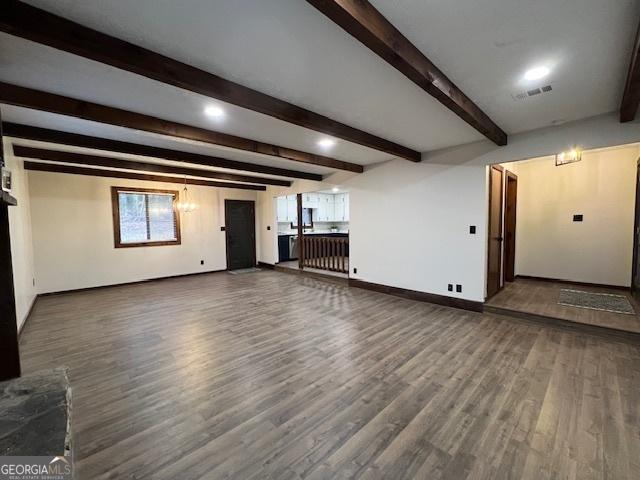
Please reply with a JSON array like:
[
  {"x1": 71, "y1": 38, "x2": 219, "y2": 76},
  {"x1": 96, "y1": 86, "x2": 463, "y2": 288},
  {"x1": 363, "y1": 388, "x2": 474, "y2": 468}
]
[{"x1": 511, "y1": 84, "x2": 553, "y2": 101}]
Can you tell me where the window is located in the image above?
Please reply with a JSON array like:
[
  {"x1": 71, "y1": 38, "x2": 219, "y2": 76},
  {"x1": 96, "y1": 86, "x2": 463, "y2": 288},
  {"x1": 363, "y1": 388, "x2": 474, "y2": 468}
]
[
  {"x1": 290, "y1": 208, "x2": 313, "y2": 229},
  {"x1": 111, "y1": 187, "x2": 181, "y2": 248}
]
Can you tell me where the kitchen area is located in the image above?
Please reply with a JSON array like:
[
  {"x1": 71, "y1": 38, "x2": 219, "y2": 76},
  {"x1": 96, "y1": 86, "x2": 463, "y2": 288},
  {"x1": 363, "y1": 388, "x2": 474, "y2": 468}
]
[{"x1": 277, "y1": 190, "x2": 349, "y2": 275}]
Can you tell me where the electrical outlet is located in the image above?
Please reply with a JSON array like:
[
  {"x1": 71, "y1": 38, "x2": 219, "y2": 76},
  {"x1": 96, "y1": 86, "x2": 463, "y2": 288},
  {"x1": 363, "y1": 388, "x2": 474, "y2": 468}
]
[
  {"x1": 32, "y1": 278, "x2": 35, "y2": 287},
  {"x1": 200, "y1": 260, "x2": 204, "y2": 265},
  {"x1": 448, "y1": 284, "x2": 453, "y2": 292},
  {"x1": 267, "y1": 226, "x2": 271, "y2": 230},
  {"x1": 353, "y1": 267, "x2": 357, "y2": 274},
  {"x1": 469, "y1": 225, "x2": 476, "y2": 234},
  {"x1": 456, "y1": 284, "x2": 462, "y2": 293}
]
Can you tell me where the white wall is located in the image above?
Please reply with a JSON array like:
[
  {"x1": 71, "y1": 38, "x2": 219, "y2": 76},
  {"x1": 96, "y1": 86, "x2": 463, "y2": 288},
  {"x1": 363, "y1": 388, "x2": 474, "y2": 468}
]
[
  {"x1": 505, "y1": 145, "x2": 638, "y2": 286},
  {"x1": 28, "y1": 169, "x2": 257, "y2": 293},
  {"x1": 257, "y1": 113, "x2": 640, "y2": 302},
  {"x1": 5, "y1": 145, "x2": 37, "y2": 331}
]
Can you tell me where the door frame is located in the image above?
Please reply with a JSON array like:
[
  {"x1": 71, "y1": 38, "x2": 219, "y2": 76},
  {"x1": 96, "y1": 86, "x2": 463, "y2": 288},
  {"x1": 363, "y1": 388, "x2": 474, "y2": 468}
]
[
  {"x1": 632, "y1": 160, "x2": 640, "y2": 297},
  {"x1": 224, "y1": 199, "x2": 256, "y2": 270},
  {"x1": 486, "y1": 164, "x2": 504, "y2": 299},
  {"x1": 504, "y1": 171, "x2": 518, "y2": 283}
]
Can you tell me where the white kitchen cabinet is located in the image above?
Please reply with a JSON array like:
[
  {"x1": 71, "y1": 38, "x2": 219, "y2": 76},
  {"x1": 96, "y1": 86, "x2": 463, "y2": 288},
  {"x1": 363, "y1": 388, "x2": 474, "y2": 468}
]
[
  {"x1": 276, "y1": 196, "x2": 288, "y2": 222},
  {"x1": 316, "y1": 193, "x2": 334, "y2": 221},
  {"x1": 286, "y1": 195, "x2": 297, "y2": 222},
  {"x1": 282, "y1": 192, "x2": 349, "y2": 223},
  {"x1": 343, "y1": 193, "x2": 350, "y2": 221},
  {"x1": 334, "y1": 196, "x2": 345, "y2": 221},
  {"x1": 302, "y1": 192, "x2": 319, "y2": 209}
]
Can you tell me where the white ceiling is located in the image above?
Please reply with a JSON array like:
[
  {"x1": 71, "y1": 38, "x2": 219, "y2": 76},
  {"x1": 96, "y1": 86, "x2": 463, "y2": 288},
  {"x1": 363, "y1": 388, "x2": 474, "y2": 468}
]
[
  {"x1": 1, "y1": 0, "x2": 638, "y2": 176},
  {"x1": 371, "y1": 0, "x2": 640, "y2": 133},
  {"x1": 0, "y1": 33, "x2": 390, "y2": 167}
]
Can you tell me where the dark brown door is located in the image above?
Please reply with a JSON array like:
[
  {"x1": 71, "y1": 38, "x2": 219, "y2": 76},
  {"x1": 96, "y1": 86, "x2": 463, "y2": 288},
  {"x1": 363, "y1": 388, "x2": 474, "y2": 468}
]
[
  {"x1": 487, "y1": 165, "x2": 504, "y2": 299},
  {"x1": 632, "y1": 161, "x2": 640, "y2": 298},
  {"x1": 504, "y1": 172, "x2": 517, "y2": 282},
  {"x1": 225, "y1": 200, "x2": 256, "y2": 270}
]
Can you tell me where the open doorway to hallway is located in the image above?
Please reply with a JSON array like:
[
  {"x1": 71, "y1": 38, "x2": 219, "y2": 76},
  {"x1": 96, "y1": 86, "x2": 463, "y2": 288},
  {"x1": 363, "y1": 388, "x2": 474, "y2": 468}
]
[{"x1": 485, "y1": 143, "x2": 640, "y2": 334}]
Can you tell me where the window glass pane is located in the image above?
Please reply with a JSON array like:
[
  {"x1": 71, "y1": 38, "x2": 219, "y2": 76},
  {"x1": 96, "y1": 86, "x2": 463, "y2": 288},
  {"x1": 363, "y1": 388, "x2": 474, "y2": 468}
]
[
  {"x1": 302, "y1": 208, "x2": 312, "y2": 225},
  {"x1": 148, "y1": 194, "x2": 176, "y2": 241},
  {"x1": 118, "y1": 193, "x2": 147, "y2": 243}
]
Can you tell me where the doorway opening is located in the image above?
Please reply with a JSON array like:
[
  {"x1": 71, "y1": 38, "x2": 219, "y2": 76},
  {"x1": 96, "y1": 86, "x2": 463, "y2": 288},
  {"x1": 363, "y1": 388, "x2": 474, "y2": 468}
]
[
  {"x1": 485, "y1": 143, "x2": 640, "y2": 334},
  {"x1": 275, "y1": 189, "x2": 349, "y2": 279}
]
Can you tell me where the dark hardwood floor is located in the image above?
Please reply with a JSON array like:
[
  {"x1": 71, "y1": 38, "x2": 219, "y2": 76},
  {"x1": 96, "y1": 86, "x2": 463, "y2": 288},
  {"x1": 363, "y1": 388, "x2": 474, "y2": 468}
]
[
  {"x1": 19, "y1": 271, "x2": 640, "y2": 479},
  {"x1": 487, "y1": 278, "x2": 640, "y2": 333}
]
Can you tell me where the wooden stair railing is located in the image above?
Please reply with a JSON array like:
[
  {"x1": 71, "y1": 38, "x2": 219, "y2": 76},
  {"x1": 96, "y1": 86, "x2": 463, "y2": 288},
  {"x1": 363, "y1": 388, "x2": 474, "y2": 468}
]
[{"x1": 302, "y1": 236, "x2": 348, "y2": 274}]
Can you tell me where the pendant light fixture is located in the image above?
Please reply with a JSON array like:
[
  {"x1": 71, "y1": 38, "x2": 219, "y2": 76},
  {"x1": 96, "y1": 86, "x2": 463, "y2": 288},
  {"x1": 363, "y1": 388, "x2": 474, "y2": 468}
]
[{"x1": 177, "y1": 176, "x2": 197, "y2": 213}]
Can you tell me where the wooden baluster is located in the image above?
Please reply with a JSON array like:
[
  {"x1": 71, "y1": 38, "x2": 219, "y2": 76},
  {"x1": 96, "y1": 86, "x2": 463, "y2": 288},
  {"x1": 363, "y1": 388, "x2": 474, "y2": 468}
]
[
  {"x1": 330, "y1": 239, "x2": 334, "y2": 271},
  {"x1": 345, "y1": 239, "x2": 348, "y2": 273},
  {"x1": 324, "y1": 238, "x2": 327, "y2": 270},
  {"x1": 341, "y1": 239, "x2": 345, "y2": 273},
  {"x1": 327, "y1": 239, "x2": 330, "y2": 271}
]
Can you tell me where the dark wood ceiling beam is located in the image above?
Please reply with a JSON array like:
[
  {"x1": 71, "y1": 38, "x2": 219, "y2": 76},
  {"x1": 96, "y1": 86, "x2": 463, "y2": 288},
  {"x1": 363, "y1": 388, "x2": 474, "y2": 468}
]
[
  {"x1": 306, "y1": 0, "x2": 507, "y2": 146},
  {"x1": 3, "y1": 123, "x2": 323, "y2": 181},
  {"x1": 13, "y1": 145, "x2": 289, "y2": 186},
  {"x1": 620, "y1": 18, "x2": 640, "y2": 122},
  {"x1": 0, "y1": 0, "x2": 419, "y2": 162},
  {"x1": 0, "y1": 82, "x2": 364, "y2": 173},
  {"x1": 23, "y1": 161, "x2": 266, "y2": 191}
]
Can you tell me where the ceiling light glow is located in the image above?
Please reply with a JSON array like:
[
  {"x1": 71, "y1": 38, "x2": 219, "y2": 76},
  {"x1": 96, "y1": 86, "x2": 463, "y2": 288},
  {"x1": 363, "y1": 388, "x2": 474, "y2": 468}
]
[
  {"x1": 523, "y1": 66, "x2": 551, "y2": 81},
  {"x1": 332, "y1": 187, "x2": 339, "y2": 193},
  {"x1": 317, "y1": 138, "x2": 336, "y2": 149},
  {"x1": 204, "y1": 105, "x2": 225, "y2": 118}
]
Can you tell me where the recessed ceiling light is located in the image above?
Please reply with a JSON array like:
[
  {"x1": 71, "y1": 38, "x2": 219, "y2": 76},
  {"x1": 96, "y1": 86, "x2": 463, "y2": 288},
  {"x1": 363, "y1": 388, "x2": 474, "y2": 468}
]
[
  {"x1": 523, "y1": 66, "x2": 550, "y2": 81},
  {"x1": 332, "y1": 187, "x2": 339, "y2": 193},
  {"x1": 204, "y1": 105, "x2": 225, "y2": 118},
  {"x1": 317, "y1": 138, "x2": 336, "y2": 149}
]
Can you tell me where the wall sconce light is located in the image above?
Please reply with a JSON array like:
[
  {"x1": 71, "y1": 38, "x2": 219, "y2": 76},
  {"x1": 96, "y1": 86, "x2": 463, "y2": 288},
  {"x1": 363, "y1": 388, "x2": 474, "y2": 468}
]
[{"x1": 555, "y1": 147, "x2": 582, "y2": 166}]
